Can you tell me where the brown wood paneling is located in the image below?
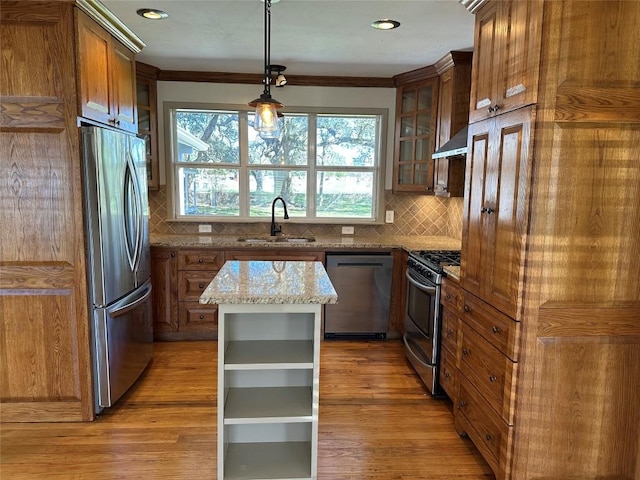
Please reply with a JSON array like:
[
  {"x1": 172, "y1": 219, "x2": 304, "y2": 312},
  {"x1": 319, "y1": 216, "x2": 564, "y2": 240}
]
[
  {"x1": 387, "y1": 249, "x2": 406, "y2": 337},
  {"x1": 224, "y1": 250, "x2": 325, "y2": 262},
  {"x1": 158, "y1": 70, "x2": 395, "y2": 88},
  {"x1": 555, "y1": 86, "x2": 640, "y2": 123},
  {"x1": 0, "y1": 1, "x2": 93, "y2": 422},
  {"x1": 150, "y1": 248, "x2": 178, "y2": 336},
  {"x1": 524, "y1": 303, "x2": 640, "y2": 478}
]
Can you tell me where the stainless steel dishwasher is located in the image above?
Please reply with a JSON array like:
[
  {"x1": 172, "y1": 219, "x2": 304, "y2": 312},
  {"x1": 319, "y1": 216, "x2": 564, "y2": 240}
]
[{"x1": 324, "y1": 253, "x2": 393, "y2": 339}]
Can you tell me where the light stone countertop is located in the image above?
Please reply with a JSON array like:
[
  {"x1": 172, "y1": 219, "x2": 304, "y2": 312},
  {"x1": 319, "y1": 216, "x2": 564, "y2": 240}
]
[
  {"x1": 151, "y1": 233, "x2": 461, "y2": 252},
  {"x1": 200, "y1": 260, "x2": 338, "y2": 305},
  {"x1": 443, "y1": 265, "x2": 461, "y2": 281}
]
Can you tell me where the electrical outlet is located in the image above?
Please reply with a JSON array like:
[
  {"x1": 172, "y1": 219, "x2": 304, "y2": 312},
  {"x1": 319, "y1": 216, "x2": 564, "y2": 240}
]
[
  {"x1": 385, "y1": 210, "x2": 394, "y2": 223},
  {"x1": 341, "y1": 226, "x2": 355, "y2": 235},
  {"x1": 198, "y1": 224, "x2": 212, "y2": 233}
]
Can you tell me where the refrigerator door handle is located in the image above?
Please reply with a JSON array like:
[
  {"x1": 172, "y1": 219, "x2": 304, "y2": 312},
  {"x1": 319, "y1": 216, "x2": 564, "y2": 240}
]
[
  {"x1": 110, "y1": 282, "x2": 152, "y2": 317},
  {"x1": 123, "y1": 154, "x2": 143, "y2": 272}
]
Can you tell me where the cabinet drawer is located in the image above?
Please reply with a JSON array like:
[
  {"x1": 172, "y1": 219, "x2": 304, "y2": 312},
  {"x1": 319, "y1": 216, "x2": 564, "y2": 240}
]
[
  {"x1": 178, "y1": 302, "x2": 218, "y2": 334},
  {"x1": 178, "y1": 250, "x2": 225, "y2": 270},
  {"x1": 456, "y1": 376, "x2": 513, "y2": 478},
  {"x1": 441, "y1": 278, "x2": 462, "y2": 311},
  {"x1": 460, "y1": 291, "x2": 520, "y2": 361},
  {"x1": 178, "y1": 271, "x2": 218, "y2": 301},
  {"x1": 440, "y1": 308, "x2": 458, "y2": 355},
  {"x1": 458, "y1": 322, "x2": 517, "y2": 425},
  {"x1": 438, "y1": 347, "x2": 457, "y2": 400}
]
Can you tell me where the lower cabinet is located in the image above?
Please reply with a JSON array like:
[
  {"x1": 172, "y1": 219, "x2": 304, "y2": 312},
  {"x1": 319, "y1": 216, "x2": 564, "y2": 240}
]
[
  {"x1": 439, "y1": 277, "x2": 461, "y2": 402},
  {"x1": 218, "y1": 303, "x2": 321, "y2": 479},
  {"x1": 151, "y1": 246, "x2": 224, "y2": 340},
  {"x1": 454, "y1": 288, "x2": 520, "y2": 480}
]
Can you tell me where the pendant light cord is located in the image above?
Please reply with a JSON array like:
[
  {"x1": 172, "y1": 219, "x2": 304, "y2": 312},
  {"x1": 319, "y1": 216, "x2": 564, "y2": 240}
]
[{"x1": 263, "y1": 0, "x2": 271, "y2": 96}]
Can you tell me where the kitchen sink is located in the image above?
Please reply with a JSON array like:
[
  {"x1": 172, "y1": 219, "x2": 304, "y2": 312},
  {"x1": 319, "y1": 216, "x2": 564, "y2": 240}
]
[{"x1": 237, "y1": 236, "x2": 316, "y2": 243}]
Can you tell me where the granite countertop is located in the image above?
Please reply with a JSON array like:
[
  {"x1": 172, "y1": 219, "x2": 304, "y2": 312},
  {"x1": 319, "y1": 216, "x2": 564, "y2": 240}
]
[
  {"x1": 443, "y1": 265, "x2": 461, "y2": 281},
  {"x1": 151, "y1": 233, "x2": 461, "y2": 253},
  {"x1": 200, "y1": 260, "x2": 338, "y2": 305}
]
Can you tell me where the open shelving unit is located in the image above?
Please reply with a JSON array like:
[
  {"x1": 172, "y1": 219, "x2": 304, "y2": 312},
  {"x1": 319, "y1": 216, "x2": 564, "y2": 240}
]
[{"x1": 218, "y1": 304, "x2": 322, "y2": 480}]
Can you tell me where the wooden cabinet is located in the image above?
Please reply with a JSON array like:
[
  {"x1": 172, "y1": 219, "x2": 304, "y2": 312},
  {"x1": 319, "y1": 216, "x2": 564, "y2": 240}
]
[
  {"x1": 460, "y1": 106, "x2": 533, "y2": 320},
  {"x1": 150, "y1": 247, "x2": 225, "y2": 340},
  {"x1": 77, "y1": 10, "x2": 138, "y2": 133},
  {"x1": 468, "y1": 0, "x2": 542, "y2": 124},
  {"x1": 136, "y1": 62, "x2": 160, "y2": 189},
  {"x1": 225, "y1": 250, "x2": 325, "y2": 262},
  {"x1": 392, "y1": 70, "x2": 439, "y2": 193},
  {"x1": 433, "y1": 52, "x2": 472, "y2": 197},
  {"x1": 150, "y1": 247, "x2": 178, "y2": 337},
  {"x1": 438, "y1": 277, "x2": 461, "y2": 401},
  {"x1": 458, "y1": 1, "x2": 640, "y2": 478}
]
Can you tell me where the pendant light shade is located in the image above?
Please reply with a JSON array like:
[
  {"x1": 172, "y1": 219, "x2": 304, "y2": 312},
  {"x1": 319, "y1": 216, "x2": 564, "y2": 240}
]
[{"x1": 249, "y1": 0, "x2": 283, "y2": 136}]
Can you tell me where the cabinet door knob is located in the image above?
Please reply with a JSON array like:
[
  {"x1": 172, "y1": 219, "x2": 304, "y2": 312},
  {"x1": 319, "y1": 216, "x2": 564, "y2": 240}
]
[
  {"x1": 444, "y1": 372, "x2": 451, "y2": 379},
  {"x1": 462, "y1": 348, "x2": 469, "y2": 356},
  {"x1": 489, "y1": 375, "x2": 497, "y2": 383},
  {"x1": 171, "y1": 252, "x2": 176, "y2": 257},
  {"x1": 458, "y1": 401, "x2": 466, "y2": 408},
  {"x1": 486, "y1": 207, "x2": 495, "y2": 214},
  {"x1": 464, "y1": 304, "x2": 470, "y2": 313},
  {"x1": 198, "y1": 258, "x2": 204, "y2": 263},
  {"x1": 481, "y1": 207, "x2": 487, "y2": 213},
  {"x1": 492, "y1": 325, "x2": 500, "y2": 333},
  {"x1": 446, "y1": 328, "x2": 453, "y2": 337},
  {"x1": 445, "y1": 293, "x2": 452, "y2": 300},
  {"x1": 485, "y1": 433, "x2": 493, "y2": 441},
  {"x1": 199, "y1": 315, "x2": 205, "y2": 320},
  {"x1": 198, "y1": 283, "x2": 204, "y2": 289}
]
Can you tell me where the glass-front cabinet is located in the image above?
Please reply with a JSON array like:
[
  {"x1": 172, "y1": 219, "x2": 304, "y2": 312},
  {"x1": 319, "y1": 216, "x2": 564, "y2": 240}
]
[
  {"x1": 136, "y1": 62, "x2": 160, "y2": 189},
  {"x1": 393, "y1": 76, "x2": 439, "y2": 193}
]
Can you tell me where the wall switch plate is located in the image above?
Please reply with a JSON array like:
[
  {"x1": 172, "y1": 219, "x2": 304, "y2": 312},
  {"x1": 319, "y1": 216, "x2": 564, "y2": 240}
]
[
  {"x1": 385, "y1": 210, "x2": 394, "y2": 223},
  {"x1": 198, "y1": 224, "x2": 212, "y2": 233},
  {"x1": 341, "y1": 226, "x2": 355, "y2": 235}
]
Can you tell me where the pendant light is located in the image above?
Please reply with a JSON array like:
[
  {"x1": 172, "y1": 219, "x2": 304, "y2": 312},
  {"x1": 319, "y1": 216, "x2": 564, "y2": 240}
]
[{"x1": 248, "y1": 0, "x2": 283, "y2": 136}]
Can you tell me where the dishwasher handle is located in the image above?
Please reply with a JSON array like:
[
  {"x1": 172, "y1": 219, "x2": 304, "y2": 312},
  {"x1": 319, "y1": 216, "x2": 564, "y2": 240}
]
[{"x1": 326, "y1": 254, "x2": 393, "y2": 269}]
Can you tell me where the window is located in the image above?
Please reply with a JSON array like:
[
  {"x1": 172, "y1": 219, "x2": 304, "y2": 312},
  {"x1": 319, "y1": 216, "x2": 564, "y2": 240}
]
[{"x1": 166, "y1": 103, "x2": 386, "y2": 223}]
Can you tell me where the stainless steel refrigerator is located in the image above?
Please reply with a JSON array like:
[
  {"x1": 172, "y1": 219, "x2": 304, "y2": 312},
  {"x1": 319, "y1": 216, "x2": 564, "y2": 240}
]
[{"x1": 81, "y1": 126, "x2": 153, "y2": 414}]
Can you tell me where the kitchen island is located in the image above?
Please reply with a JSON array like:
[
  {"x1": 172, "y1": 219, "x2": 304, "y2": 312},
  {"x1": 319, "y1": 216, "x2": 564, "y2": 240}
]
[{"x1": 200, "y1": 260, "x2": 337, "y2": 480}]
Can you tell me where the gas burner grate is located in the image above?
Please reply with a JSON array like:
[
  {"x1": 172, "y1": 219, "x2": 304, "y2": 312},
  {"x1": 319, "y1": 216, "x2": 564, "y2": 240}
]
[{"x1": 412, "y1": 250, "x2": 461, "y2": 272}]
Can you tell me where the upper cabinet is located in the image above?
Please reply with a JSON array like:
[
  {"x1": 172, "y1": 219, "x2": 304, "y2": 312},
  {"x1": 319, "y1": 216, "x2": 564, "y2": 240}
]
[
  {"x1": 76, "y1": 10, "x2": 139, "y2": 133},
  {"x1": 461, "y1": 106, "x2": 533, "y2": 320},
  {"x1": 136, "y1": 62, "x2": 160, "y2": 189},
  {"x1": 468, "y1": 0, "x2": 543, "y2": 123},
  {"x1": 433, "y1": 51, "x2": 472, "y2": 198},
  {"x1": 392, "y1": 69, "x2": 439, "y2": 194}
]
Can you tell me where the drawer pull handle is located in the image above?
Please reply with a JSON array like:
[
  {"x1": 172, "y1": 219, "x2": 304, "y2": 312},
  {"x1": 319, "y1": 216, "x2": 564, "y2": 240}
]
[
  {"x1": 444, "y1": 372, "x2": 451, "y2": 379},
  {"x1": 462, "y1": 348, "x2": 469, "y2": 356},
  {"x1": 445, "y1": 293, "x2": 452, "y2": 300},
  {"x1": 171, "y1": 252, "x2": 176, "y2": 257},
  {"x1": 198, "y1": 283, "x2": 205, "y2": 289},
  {"x1": 464, "y1": 304, "x2": 470, "y2": 313},
  {"x1": 489, "y1": 375, "x2": 497, "y2": 383},
  {"x1": 199, "y1": 315, "x2": 205, "y2": 320},
  {"x1": 492, "y1": 326, "x2": 500, "y2": 334},
  {"x1": 198, "y1": 258, "x2": 204, "y2": 263},
  {"x1": 458, "y1": 401, "x2": 466, "y2": 408},
  {"x1": 485, "y1": 433, "x2": 493, "y2": 441}
]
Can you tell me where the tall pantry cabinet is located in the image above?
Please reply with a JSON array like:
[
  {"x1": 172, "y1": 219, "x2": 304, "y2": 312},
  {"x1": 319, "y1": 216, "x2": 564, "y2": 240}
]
[
  {"x1": 0, "y1": 0, "x2": 143, "y2": 422},
  {"x1": 458, "y1": 0, "x2": 640, "y2": 478}
]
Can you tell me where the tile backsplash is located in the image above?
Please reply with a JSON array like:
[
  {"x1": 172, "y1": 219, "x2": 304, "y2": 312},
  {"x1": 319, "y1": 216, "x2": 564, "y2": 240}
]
[{"x1": 149, "y1": 186, "x2": 463, "y2": 240}]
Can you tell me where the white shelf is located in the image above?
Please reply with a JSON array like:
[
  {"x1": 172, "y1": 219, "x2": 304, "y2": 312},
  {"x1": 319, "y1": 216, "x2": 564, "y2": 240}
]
[
  {"x1": 224, "y1": 441, "x2": 312, "y2": 480},
  {"x1": 224, "y1": 387, "x2": 313, "y2": 424},
  {"x1": 224, "y1": 340, "x2": 314, "y2": 369}
]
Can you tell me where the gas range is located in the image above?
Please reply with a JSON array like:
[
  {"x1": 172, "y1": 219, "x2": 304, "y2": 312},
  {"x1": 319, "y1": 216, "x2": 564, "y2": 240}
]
[{"x1": 407, "y1": 250, "x2": 461, "y2": 284}]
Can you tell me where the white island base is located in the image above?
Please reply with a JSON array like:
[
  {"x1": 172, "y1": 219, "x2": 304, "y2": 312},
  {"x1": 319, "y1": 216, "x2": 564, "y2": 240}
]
[{"x1": 202, "y1": 261, "x2": 337, "y2": 480}]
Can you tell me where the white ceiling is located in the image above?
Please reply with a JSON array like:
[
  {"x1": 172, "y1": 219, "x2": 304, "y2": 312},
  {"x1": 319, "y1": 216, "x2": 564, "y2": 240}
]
[{"x1": 102, "y1": 0, "x2": 475, "y2": 78}]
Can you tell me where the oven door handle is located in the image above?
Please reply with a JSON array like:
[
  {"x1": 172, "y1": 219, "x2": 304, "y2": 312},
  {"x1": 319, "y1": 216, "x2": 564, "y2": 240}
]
[{"x1": 406, "y1": 270, "x2": 437, "y2": 293}]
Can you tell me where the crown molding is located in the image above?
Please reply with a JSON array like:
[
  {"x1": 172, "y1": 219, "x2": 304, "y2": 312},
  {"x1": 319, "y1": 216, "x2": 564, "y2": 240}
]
[
  {"x1": 459, "y1": 0, "x2": 489, "y2": 14},
  {"x1": 76, "y1": 0, "x2": 145, "y2": 53}
]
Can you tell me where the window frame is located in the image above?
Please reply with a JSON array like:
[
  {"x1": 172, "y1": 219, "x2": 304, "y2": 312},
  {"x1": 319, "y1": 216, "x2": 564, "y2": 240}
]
[{"x1": 164, "y1": 101, "x2": 388, "y2": 224}]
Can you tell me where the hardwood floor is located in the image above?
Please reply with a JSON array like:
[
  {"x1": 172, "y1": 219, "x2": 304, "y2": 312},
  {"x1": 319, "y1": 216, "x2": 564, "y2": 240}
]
[{"x1": 1, "y1": 340, "x2": 494, "y2": 479}]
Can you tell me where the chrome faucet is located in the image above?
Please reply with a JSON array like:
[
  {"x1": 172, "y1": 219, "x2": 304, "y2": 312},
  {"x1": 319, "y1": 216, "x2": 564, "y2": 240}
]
[{"x1": 270, "y1": 196, "x2": 289, "y2": 236}]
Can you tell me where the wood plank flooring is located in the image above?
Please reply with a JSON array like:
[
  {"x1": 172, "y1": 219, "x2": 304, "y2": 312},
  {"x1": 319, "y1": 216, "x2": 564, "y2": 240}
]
[{"x1": 1, "y1": 340, "x2": 494, "y2": 479}]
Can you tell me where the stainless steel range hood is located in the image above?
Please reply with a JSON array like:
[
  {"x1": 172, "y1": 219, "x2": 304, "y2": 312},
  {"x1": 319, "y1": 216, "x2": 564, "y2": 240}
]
[{"x1": 432, "y1": 125, "x2": 468, "y2": 159}]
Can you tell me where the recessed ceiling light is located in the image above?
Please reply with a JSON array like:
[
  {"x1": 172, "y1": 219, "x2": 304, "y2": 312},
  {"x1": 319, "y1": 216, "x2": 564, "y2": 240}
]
[
  {"x1": 371, "y1": 19, "x2": 401, "y2": 30},
  {"x1": 136, "y1": 8, "x2": 169, "y2": 20}
]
